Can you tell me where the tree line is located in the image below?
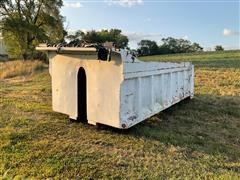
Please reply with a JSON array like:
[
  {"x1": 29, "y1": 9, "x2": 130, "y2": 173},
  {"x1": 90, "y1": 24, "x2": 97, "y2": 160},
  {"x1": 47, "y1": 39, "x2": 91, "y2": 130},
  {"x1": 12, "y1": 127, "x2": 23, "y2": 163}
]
[
  {"x1": 137, "y1": 38, "x2": 203, "y2": 56},
  {"x1": 0, "y1": 0, "x2": 224, "y2": 60},
  {"x1": 66, "y1": 29, "x2": 128, "y2": 48}
]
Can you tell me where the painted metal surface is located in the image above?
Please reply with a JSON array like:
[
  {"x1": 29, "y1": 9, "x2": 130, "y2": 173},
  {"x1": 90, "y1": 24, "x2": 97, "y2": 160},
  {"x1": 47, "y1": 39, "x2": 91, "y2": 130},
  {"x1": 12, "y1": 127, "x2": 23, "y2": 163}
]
[
  {"x1": 120, "y1": 54, "x2": 194, "y2": 128},
  {"x1": 36, "y1": 47, "x2": 194, "y2": 129}
]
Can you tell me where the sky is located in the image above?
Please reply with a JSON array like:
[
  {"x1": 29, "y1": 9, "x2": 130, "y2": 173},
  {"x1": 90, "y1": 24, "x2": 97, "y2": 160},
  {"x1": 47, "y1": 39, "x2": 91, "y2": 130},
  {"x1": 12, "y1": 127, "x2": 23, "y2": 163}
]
[{"x1": 61, "y1": 0, "x2": 240, "y2": 50}]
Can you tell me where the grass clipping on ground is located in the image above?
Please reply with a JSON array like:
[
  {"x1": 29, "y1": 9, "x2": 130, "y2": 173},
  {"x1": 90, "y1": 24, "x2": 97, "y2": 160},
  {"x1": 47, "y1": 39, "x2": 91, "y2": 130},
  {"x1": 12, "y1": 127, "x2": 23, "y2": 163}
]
[
  {"x1": 0, "y1": 60, "x2": 46, "y2": 80},
  {"x1": 0, "y1": 51, "x2": 240, "y2": 179}
]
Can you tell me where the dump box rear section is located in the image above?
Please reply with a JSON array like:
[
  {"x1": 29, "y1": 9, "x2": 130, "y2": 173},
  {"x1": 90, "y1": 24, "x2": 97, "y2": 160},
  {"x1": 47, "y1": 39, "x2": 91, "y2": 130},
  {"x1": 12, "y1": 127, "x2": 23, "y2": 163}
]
[
  {"x1": 47, "y1": 50, "x2": 123, "y2": 128},
  {"x1": 119, "y1": 60, "x2": 194, "y2": 128},
  {"x1": 36, "y1": 46, "x2": 194, "y2": 129}
]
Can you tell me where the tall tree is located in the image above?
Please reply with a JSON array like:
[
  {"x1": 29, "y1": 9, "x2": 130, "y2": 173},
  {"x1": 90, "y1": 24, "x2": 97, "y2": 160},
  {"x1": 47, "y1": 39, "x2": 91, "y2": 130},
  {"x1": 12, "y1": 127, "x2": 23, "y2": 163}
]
[
  {"x1": 190, "y1": 42, "x2": 203, "y2": 52},
  {"x1": 0, "y1": 0, "x2": 66, "y2": 59},
  {"x1": 161, "y1": 37, "x2": 179, "y2": 54},
  {"x1": 215, "y1": 45, "x2": 224, "y2": 51},
  {"x1": 159, "y1": 37, "x2": 203, "y2": 54},
  {"x1": 66, "y1": 29, "x2": 129, "y2": 48},
  {"x1": 82, "y1": 30, "x2": 102, "y2": 43},
  {"x1": 137, "y1": 40, "x2": 159, "y2": 55}
]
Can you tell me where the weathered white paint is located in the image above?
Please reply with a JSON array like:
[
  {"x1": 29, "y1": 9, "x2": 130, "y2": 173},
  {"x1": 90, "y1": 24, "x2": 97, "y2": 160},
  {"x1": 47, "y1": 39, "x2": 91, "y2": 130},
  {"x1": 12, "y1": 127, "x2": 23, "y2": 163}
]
[{"x1": 36, "y1": 47, "x2": 194, "y2": 129}]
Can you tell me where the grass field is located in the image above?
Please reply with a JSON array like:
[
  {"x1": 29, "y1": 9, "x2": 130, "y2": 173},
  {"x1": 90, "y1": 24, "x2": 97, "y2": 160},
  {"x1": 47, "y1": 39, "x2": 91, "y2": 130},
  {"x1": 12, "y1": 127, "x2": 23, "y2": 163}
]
[
  {"x1": 0, "y1": 60, "x2": 46, "y2": 80},
  {"x1": 1, "y1": 51, "x2": 240, "y2": 178},
  {"x1": 140, "y1": 50, "x2": 240, "y2": 69}
]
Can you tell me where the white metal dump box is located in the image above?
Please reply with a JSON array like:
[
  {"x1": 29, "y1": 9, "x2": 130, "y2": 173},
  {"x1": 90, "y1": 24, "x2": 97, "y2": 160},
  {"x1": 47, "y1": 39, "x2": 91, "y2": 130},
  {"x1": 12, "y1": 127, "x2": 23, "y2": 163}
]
[{"x1": 37, "y1": 46, "x2": 194, "y2": 129}]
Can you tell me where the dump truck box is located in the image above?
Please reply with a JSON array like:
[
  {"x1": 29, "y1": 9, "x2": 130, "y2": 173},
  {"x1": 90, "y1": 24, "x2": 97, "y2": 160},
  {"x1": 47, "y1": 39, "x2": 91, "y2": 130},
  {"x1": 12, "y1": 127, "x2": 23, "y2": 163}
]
[{"x1": 36, "y1": 46, "x2": 194, "y2": 129}]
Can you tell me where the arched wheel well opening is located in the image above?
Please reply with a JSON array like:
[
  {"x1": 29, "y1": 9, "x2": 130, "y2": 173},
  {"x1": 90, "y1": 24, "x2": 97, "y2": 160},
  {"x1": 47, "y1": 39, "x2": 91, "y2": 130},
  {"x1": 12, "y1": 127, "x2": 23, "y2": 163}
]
[{"x1": 77, "y1": 67, "x2": 87, "y2": 121}]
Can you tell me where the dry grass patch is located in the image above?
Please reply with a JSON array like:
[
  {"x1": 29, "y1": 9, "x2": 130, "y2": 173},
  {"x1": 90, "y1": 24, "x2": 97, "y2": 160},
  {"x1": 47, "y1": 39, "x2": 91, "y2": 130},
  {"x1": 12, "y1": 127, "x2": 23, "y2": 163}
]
[
  {"x1": 0, "y1": 60, "x2": 47, "y2": 80},
  {"x1": 195, "y1": 68, "x2": 240, "y2": 96},
  {"x1": 0, "y1": 51, "x2": 240, "y2": 178}
]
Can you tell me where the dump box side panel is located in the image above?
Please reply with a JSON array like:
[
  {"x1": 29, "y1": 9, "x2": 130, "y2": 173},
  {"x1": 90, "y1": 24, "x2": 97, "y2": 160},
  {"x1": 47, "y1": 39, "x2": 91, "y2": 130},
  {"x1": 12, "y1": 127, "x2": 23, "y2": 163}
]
[
  {"x1": 86, "y1": 54, "x2": 123, "y2": 128},
  {"x1": 50, "y1": 53, "x2": 123, "y2": 128},
  {"x1": 51, "y1": 54, "x2": 79, "y2": 118},
  {"x1": 120, "y1": 63, "x2": 194, "y2": 128}
]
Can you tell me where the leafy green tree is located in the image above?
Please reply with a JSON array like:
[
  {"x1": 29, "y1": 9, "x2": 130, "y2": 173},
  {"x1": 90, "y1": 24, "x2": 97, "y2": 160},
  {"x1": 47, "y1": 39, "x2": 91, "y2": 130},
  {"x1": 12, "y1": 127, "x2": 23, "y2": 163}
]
[
  {"x1": 160, "y1": 37, "x2": 179, "y2": 54},
  {"x1": 66, "y1": 30, "x2": 84, "y2": 41},
  {"x1": 104, "y1": 29, "x2": 128, "y2": 48},
  {"x1": 82, "y1": 30, "x2": 102, "y2": 43},
  {"x1": 0, "y1": 0, "x2": 66, "y2": 59},
  {"x1": 137, "y1": 40, "x2": 159, "y2": 55},
  {"x1": 215, "y1": 45, "x2": 224, "y2": 51},
  {"x1": 159, "y1": 37, "x2": 203, "y2": 54},
  {"x1": 190, "y1": 42, "x2": 203, "y2": 52},
  {"x1": 67, "y1": 29, "x2": 129, "y2": 48}
]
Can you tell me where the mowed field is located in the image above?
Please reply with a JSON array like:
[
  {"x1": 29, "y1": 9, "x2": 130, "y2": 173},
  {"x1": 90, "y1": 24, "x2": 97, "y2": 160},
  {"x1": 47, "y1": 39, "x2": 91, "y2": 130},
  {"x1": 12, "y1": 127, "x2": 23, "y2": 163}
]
[{"x1": 0, "y1": 51, "x2": 240, "y2": 178}]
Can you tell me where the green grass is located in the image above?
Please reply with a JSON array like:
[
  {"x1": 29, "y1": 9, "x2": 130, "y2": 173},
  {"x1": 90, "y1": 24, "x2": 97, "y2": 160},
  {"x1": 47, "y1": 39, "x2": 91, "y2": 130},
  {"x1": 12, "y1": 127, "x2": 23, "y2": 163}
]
[
  {"x1": 140, "y1": 50, "x2": 240, "y2": 69},
  {"x1": 1, "y1": 51, "x2": 240, "y2": 178}
]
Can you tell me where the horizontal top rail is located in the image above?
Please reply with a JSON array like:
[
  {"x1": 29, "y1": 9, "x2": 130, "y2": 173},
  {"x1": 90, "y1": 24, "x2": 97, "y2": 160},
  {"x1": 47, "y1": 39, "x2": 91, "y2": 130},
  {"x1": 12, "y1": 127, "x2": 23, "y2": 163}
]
[{"x1": 36, "y1": 47, "x2": 97, "y2": 52}]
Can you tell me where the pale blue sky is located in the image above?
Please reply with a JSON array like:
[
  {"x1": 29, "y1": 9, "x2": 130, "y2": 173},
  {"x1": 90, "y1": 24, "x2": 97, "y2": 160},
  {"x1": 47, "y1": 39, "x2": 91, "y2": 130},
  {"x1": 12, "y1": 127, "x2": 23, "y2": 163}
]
[{"x1": 61, "y1": 0, "x2": 240, "y2": 50}]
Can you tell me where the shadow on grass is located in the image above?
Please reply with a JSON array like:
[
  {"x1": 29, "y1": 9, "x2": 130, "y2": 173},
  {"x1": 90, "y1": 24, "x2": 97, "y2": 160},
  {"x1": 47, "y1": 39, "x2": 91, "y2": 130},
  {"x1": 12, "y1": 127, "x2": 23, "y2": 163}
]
[{"x1": 98, "y1": 94, "x2": 240, "y2": 160}]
